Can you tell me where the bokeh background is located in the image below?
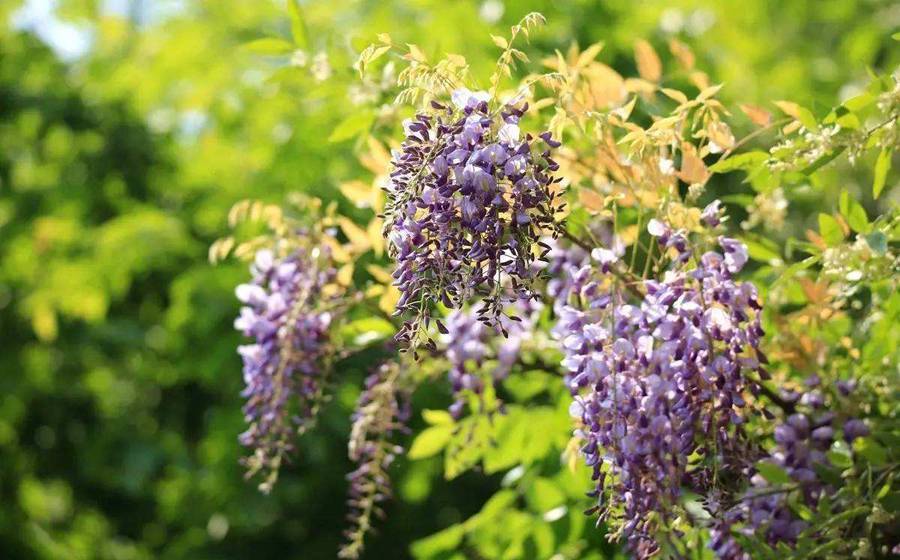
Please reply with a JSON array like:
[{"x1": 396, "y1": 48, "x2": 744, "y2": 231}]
[{"x1": 1, "y1": 0, "x2": 897, "y2": 558}]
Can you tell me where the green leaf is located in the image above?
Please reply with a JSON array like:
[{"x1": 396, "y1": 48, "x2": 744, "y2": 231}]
[
  {"x1": 873, "y1": 146, "x2": 891, "y2": 199},
  {"x1": 844, "y1": 199, "x2": 869, "y2": 233},
  {"x1": 708, "y1": 151, "x2": 768, "y2": 173},
  {"x1": 242, "y1": 37, "x2": 295, "y2": 55},
  {"x1": 826, "y1": 450, "x2": 852, "y2": 468},
  {"x1": 801, "y1": 145, "x2": 845, "y2": 175},
  {"x1": 411, "y1": 524, "x2": 465, "y2": 559},
  {"x1": 818, "y1": 213, "x2": 843, "y2": 246},
  {"x1": 843, "y1": 92, "x2": 875, "y2": 112},
  {"x1": 854, "y1": 437, "x2": 888, "y2": 466},
  {"x1": 755, "y1": 461, "x2": 792, "y2": 485},
  {"x1": 772, "y1": 257, "x2": 819, "y2": 288},
  {"x1": 337, "y1": 316, "x2": 395, "y2": 345},
  {"x1": 328, "y1": 110, "x2": 375, "y2": 143},
  {"x1": 287, "y1": 0, "x2": 308, "y2": 48},
  {"x1": 422, "y1": 409, "x2": 453, "y2": 426},
  {"x1": 524, "y1": 478, "x2": 566, "y2": 513},
  {"x1": 720, "y1": 194, "x2": 754, "y2": 206},
  {"x1": 744, "y1": 238, "x2": 781, "y2": 263},
  {"x1": 408, "y1": 425, "x2": 453, "y2": 460},
  {"x1": 503, "y1": 370, "x2": 550, "y2": 401},
  {"x1": 839, "y1": 190, "x2": 850, "y2": 216}
]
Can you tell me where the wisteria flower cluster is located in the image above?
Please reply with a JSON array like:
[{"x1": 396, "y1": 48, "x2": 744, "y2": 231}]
[
  {"x1": 441, "y1": 298, "x2": 541, "y2": 419},
  {"x1": 555, "y1": 212, "x2": 766, "y2": 558},
  {"x1": 384, "y1": 88, "x2": 563, "y2": 350},
  {"x1": 340, "y1": 362, "x2": 411, "y2": 559},
  {"x1": 234, "y1": 246, "x2": 339, "y2": 491},
  {"x1": 711, "y1": 376, "x2": 871, "y2": 559}
]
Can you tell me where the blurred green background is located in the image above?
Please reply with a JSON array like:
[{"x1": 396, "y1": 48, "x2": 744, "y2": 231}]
[{"x1": 1, "y1": 1, "x2": 897, "y2": 558}]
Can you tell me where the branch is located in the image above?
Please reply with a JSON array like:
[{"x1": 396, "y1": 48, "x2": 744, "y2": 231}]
[{"x1": 559, "y1": 229, "x2": 645, "y2": 298}]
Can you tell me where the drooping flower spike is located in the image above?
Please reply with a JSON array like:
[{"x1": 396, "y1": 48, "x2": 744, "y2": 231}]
[
  {"x1": 441, "y1": 297, "x2": 542, "y2": 419},
  {"x1": 384, "y1": 88, "x2": 564, "y2": 351},
  {"x1": 235, "y1": 244, "x2": 340, "y2": 492},
  {"x1": 340, "y1": 361, "x2": 411, "y2": 559},
  {"x1": 554, "y1": 212, "x2": 766, "y2": 558}
]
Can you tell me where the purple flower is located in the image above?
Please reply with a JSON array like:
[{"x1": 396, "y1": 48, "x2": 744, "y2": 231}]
[
  {"x1": 441, "y1": 298, "x2": 540, "y2": 418},
  {"x1": 718, "y1": 237, "x2": 749, "y2": 273},
  {"x1": 702, "y1": 200, "x2": 723, "y2": 227},
  {"x1": 340, "y1": 362, "x2": 411, "y2": 559},
  {"x1": 727, "y1": 377, "x2": 869, "y2": 556},
  {"x1": 552, "y1": 220, "x2": 766, "y2": 558},
  {"x1": 842, "y1": 419, "x2": 869, "y2": 442},
  {"x1": 234, "y1": 247, "x2": 337, "y2": 491},
  {"x1": 384, "y1": 91, "x2": 563, "y2": 350}
]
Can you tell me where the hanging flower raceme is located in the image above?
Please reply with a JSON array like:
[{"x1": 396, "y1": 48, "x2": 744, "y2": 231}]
[
  {"x1": 384, "y1": 88, "x2": 563, "y2": 351},
  {"x1": 340, "y1": 362, "x2": 411, "y2": 559},
  {"x1": 712, "y1": 376, "x2": 871, "y2": 559},
  {"x1": 441, "y1": 297, "x2": 542, "y2": 419},
  {"x1": 555, "y1": 213, "x2": 766, "y2": 558},
  {"x1": 234, "y1": 245, "x2": 339, "y2": 492}
]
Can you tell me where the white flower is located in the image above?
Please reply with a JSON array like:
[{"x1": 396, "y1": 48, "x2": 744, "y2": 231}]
[
  {"x1": 235, "y1": 284, "x2": 267, "y2": 306},
  {"x1": 658, "y1": 157, "x2": 675, "y2": 175},
  {"x1": 498, "y1": 123, "x2": 520, "y2": 144},
  {"x1": 479, "y1": 0, "x2": 504, "y2": 23},
  {"x1": 471, "y1": 90, "x2": 491, "y2": 104},
  {"x1": 647, "y1": 219, "x2": 668, "y2": 237},
  {"x1": 704, "y1": 307, "x2": 733, "y2": 332},
  {"x1": 254, "y1": 249, "x2": 274, "y2": 272},
  {"x1": 290, "y1": 49, "x2": 308, "y2": 67},
  {"x1": 451, "y1": 88, "x2": 473, "y2": 109},
  {"x1": 311, "y1": 51, "x2": 332, "y2": 81},
  {"x1": 591, "y1": 247, "x2": 619, "y2": 265},
  {"x1": 402, "y1": 118, "x2": 415, "y2": 135}
]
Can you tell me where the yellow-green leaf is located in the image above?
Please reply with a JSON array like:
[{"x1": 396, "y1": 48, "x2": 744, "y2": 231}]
[
  {"x1": 328, "y1": 110, "x2": 375, "y2": 143},
  {"x1": 818, "y1": 213, "x2": 843, "y2": 246},
  {"x1": 337, "y1": 217, "x2": 371, "y2": 250},
  {"x1": 422, "y1": 409, "x2": 453, "y2": 426},
  {"x1": 408, "y1": 425, "x2": 453, "y2": 459},
  {"x1": 287, "y1": 0, "x2": 308, "y2": 48},
  {"x1": 243, "y1": 37, "x2": 294, "y2": 55},
  {"x1": 774, "y1": 100, "x2": 817, "y2": 131},
  {"x1": 873, "y1": 146, "x2": 891, "y2": 199},
  {"x1": 491, "y1": 34, "x2": 509, "y2": 49}
]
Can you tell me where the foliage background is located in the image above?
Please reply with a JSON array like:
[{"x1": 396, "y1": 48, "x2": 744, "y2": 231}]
[{"x1": 1, "y1": 0, "x2": 897, "y2": 558}]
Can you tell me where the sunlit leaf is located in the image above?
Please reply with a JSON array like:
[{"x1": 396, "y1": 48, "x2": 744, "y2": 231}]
[
  {"x1": 243, "y1": 37, "x2": 295, "y2": 55},
  {"x1": 774, "y1": 100, "x2": 817, "y2": 130},
  {"x1": 740, "y1": 103, "x2": 772, "y2": 126},
  {"x1": 873, "y1": 146, "x2": 891, "y2": 199},
  {"x1": 818, "y1": 213, "x2": 843, "y2": 245},
  {"x1": 287, "y1": 0, "x2": 308, "y2": 48},
  {"x1": 328, "y1": 110, "x2": 375, "y2": 143},
  {"x1": 408, "y1": 425, "x2": 453, "y2": 459},
  {"x1": 634, "y1": 39, "x2": 661, "y2": 82},
  {"x1": 668, "y1": 38, "x2": 694, "y2": 70}
]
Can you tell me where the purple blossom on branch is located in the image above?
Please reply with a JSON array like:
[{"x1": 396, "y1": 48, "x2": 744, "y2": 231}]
[
  {"x1": 385, "y1": 88, "x2": 563, "y2": 351},
  {"x1": 234, "y1": 246, "x2": 338, "y2": 492},
  {"x1": 441, "y1": 298, "x2": 542, "y2": 418},
  {"x1": 555, "y1": 221, "x2": 765, "y2": 558},
  {"x1": 340, "y1": 362, "x2": 411, "y2": 559},
  {"x1": 720, "y1": 380, "x2": 871, "y2": 557}
]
